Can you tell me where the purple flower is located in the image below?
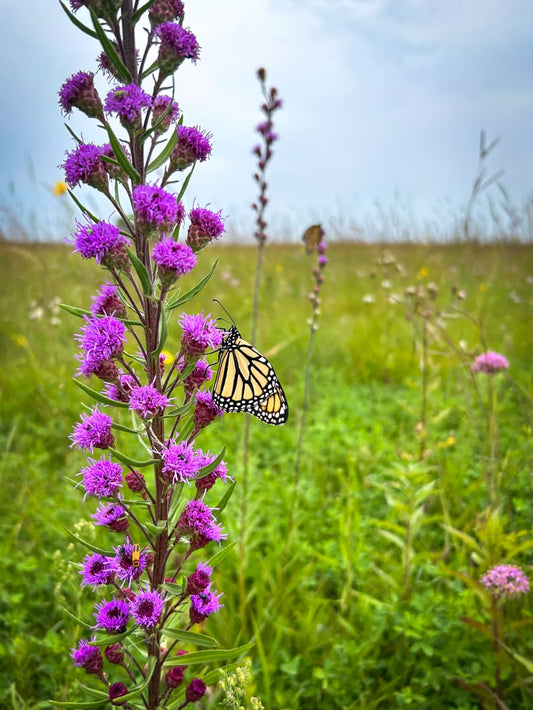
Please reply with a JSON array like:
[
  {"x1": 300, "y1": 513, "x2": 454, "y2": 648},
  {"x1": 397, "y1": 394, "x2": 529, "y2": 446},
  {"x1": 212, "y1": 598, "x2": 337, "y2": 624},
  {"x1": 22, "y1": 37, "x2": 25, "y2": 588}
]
[
  {"x1": 80, "y1": 457, "x2": 123, "y2": 499},
  {"x1": 128, "y1": 384, "x2": 169, "y2": 419},
  {"x1": 153, "y1": 239, "x2": 197, "y2": 285},
  {"x1": 104, "y1": 643, "x2": 125, "y2": 665},
  {"x1": 90, "y1": 282, "x2": 127, "y2": 318},
  {"x1": 193, "y1": 391, "x2": 223, "y2": 432},
  {"x1": 152, "y1": 95, "x2": 180, "y2": 133},
  {"x1": 75, "y1": 314, "x2": 126, "y2": 377},
  {"x1": 129, "y1": 586, "x2": 165, "y2": 628},
  {"x1": 149, "y1": 0, "x2": 184, "y2": 25},
  {"x1": 62, "y1": 143, "x2": 108, "y2": 192},
  {"x1": 165, "y1": 665, "x2": 185, "y2": 688},
  {"x1": 195, "y1": 450, "x2": 229, "y2": 493},
  {"x1": 178, "y1": 311, "x2": 223, "y2": 358},
  {"x1": 71, "y1": 218, "x2": 128, "y2": 265},
  {"x1": 189, "y1": 586, "x2": 223, "y2": 624},
  {"x1": 104, "y1": 372, "x2": 137, "y2": 403},
  {"x1": 71, "y1": 638, "x2": 103, "y2": 674},
  {"x1": 481, "y1": 565, "x2": 530, "y2": 598},
  {"x1": 125, "y1": 469, "x2": 146, "y2": 494},
  {"x1": 109, "y1": 682, "x2": 129, "y2": 706},
  {"x1": 161, "y1": 440, "x2": 200, "y2": 483},
  {"x1": 80, "y1": 553, "x2": 115, "y2": 589},
  {"x1": 472, "y1": 351, "x2": 510, "y2": 374},
  {"x1": 59, "y1": 71, "x2": 104, "y2": 121},
  {"x1": 70, "y1": 406, "x2": 115, "y2": 452},
  {"x1": 92, "y1": 502, "x2": 128, "y2": 532},
  {"x1": 100, "y1": 143, "x2": 131, "y2": 183},
  {"x1": 177, "y1": 500, "x2": 226, "y2": 549},
  {"x1": 186, "y1": 562, "x2": 212, "y2": 594},
  {"x1": 94, "y1": 598, "x2": 130, "y2": 633},
  {"x1": 109, "y1": 543, "x2": 147, "y2": 585},
  {"x1": 132, "y1": 184, "x2": 181, "y2": 235},
  {"x1": 170, "y1": 125, "x2": 212, "y2": 171},
  {"x1": 154, "y1": 23, "x2": 200, "y2": 76},
  {"x1": 104, "y1": 83, "x2": 152, "y2": 127},
  {"x1": 181, "y1": 358, "x2": 213, "y2": 394},
  {"x1": 185, "y1": 678, "x2": 207, "y2": 703},
  {"x1": 186, "y1": 206, "x2": 225, "y2": 252}
]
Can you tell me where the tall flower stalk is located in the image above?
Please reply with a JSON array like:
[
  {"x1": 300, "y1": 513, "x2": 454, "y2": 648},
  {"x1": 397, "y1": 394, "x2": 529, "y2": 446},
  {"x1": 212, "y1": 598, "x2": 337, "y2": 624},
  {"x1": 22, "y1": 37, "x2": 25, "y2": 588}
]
[{"x1": 57, "y1": 2, "x2": 247, "y2": 707}]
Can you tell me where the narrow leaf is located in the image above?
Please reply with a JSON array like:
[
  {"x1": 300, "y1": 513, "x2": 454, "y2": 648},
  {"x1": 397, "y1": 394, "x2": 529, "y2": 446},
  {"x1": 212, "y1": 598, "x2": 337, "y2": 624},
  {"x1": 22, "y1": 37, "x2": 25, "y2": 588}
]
[
  {"x1": 63, "y1": 526, "x2": 112, "y2": 556},
  {"x1": 160, "y1": 582, "x2": 185, "y2": 597},
  {"x1": 208, "y1": 541, "x2": 237, "y2": 568},
  {"x1": 167, "y1": 260, "x2": 218, "y2": 310},
  {"x1": 59, "y1": 605, "x2": 92, "y2": 630},
  {"x1": 197, "y1": 446, "x2": 226, "y2": 480},
  {"x1": 58, "y1": 1, "x2": 97, "y2": 37},
  {"x1": 146, "y1": 130, "x2": 178, "y2": 173},
  {"x1": 73, "y1": 379, "x2": 130, "y2": 408},
  {"x1": 109, "y1": 448, "x2": 156, "y2": 468},
  {"x1": 50, "y1": 701, "x2": 107, "y2": 709},
  {"x1": 133, "y1": 0, "x2": 156, "y2": 24},
  {"x1": 126, "y1": 247, "x2": 153, "y2": 295},
  {"x1": 214, "y1": 481, "x2": 236, "y2": 516},
  {"x1": 106, "y1": 124, "x2": 141, "y2": 184},
  {"x1": 90, "y1": 9, "x2": 131, "y2": 83},
  {"x1": 162, "y1": 628, "x2": 219, "y2": 648},
  {"x1": 145, "y1": 521, "x2": 167, "y2": 536},
  {"x1": 67, "y1": 190, "x2": 98, "y2": 223},
  {"x1": 177, "y1": 165, "x2": 195, "y2": 202},
  {"x1": 153, "y1": 304, "x2": 168, "y2": 358},
  {"x1": 164, "y1": 643, "x2": 253, "y2": 667}
]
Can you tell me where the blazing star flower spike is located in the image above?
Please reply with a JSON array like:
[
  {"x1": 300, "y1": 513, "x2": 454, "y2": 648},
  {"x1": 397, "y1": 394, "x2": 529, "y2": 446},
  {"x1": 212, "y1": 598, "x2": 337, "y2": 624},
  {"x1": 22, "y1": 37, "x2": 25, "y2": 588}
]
[
  {"x1": 471, "y1": 351, "x2": 510, "y2": 374},
  {"x1": 104, "y1": 83, "x2": 152, "y2": 128},
  {"x1": 481, "y1": 565, "x2": 530, "y2": 598},
  {"x1": 154, "y1": 22, "x2": 200, "y2": 76}
]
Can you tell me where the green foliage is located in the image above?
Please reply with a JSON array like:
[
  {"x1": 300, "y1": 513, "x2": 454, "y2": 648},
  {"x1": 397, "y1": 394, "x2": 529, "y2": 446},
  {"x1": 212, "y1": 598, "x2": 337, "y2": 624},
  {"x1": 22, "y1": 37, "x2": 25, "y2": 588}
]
[{"x1": 1, "y1": 242, "x2": 533, "y2": 708}]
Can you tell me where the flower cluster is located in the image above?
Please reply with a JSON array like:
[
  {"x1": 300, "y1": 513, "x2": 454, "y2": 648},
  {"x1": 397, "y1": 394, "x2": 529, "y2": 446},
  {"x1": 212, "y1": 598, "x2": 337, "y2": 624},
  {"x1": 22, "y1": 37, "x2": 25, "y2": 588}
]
[
  {"x1": 481, "y1": 565, "x2": 530, "y2": 598},
  {"x1": 471, "y1": 351, "x2": 510, "y2": 374},
  {"x1": 60, "y1": 2, "x2": 233, "y2": 704}
]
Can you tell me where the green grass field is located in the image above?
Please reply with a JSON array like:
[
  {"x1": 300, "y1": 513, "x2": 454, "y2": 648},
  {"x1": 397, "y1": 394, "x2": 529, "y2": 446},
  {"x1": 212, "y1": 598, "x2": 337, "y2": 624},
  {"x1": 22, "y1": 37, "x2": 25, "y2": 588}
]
[{"x1": 1, "y1": 240, "x2": 532, "y2": 709}]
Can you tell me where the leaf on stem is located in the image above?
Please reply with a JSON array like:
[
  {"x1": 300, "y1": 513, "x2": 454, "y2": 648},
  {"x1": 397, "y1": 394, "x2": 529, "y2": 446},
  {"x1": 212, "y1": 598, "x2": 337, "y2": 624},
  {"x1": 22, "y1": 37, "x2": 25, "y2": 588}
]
[{"x1": 166, "y1": 260, "x2": 218, "y2": 311}]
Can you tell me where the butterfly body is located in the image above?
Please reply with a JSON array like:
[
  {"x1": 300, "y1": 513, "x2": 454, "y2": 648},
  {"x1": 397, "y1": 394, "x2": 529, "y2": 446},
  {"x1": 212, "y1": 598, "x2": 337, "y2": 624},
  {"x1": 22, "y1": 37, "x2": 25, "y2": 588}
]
[
  {"x1": 302, "y1": 224, "x2": 323, "y2": 254},
  {"x1": 212, "y1": 326, "x2": 288, "y2": 425}
]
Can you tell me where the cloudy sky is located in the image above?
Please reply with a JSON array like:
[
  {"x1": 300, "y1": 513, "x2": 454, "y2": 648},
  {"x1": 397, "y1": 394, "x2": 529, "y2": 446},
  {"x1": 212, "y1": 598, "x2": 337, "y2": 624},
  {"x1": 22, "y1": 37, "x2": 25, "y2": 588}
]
[{"x1": 1, "y1": 0, "x2": 532, "y2": 241}]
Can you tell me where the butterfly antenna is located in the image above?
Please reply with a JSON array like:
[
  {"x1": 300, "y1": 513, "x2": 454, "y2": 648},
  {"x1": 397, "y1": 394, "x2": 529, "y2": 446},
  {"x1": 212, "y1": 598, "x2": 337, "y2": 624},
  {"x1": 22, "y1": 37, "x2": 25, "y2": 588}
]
[{"x1": 212, "y1": 299, "x2": 236, "y2": 326}]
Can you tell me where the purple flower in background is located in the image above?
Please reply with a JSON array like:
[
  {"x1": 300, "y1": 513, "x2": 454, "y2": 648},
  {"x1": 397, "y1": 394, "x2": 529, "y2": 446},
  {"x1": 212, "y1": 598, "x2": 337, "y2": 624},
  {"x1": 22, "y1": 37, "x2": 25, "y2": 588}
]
[
  {"x1": 154, "y1": 23, "x2": 200, "y2": 76},
  {"x1": 170, "y1": 125, "x2": 212, "y2": 171},
  {"x1": 129, "y1": 586, "x2": 165, "y2": 628},
  {"x1": 104, "y1": 83, "x2": 152, "y2": 126},
  {"x1": 80, "y1": 553, "x2": 115, "y2": 589},
  {"x1": 472, "y1": 351, "x2": 510, "y2": 374},
  {"x1": 161, "y1": 439, "x2": 200, "y2": 483},
  {"x1": 185, "y1": 678, "x2": 207, "y2": 703},
  {"x1": 71, "y1": 638, "x2": 103, "y2": 674},
  {"x1": 178, "y1": 311, "x2": 223, "y2": 358},
  {"x1": 153, "y1": 238, "x2": 197, "y2": 285},
  {"x1": 132, "y1": 184, "x2": 180, "y2": 234},
  {"x1": 186, "y1": 206, "x2": 225, "y2": 252},
  {"x1": 62, "y1": 143, "x2": 108, "y2": 192},
  {"x1": 481, "y1": 565, "x2": 530, "y2": 598},
  {"x1": 128, "y1": 384, "x2": 169, "y2": 419},
  {"x1": 186, "y1": 562, "x2": 212, "y2": 594},
  {"x1": 92, "y1": 502, "x2": 128, "y2": 532},
  {"x1": 189, "y1": 586, "x2": 223, "y2": 624},
  {"x1": 80, "y1": 457, "x2": 123, "y2": 499},
  {"x1": 90, "y1": 282, "x2": 127, "y2": 318},
  {"x1": 149, "y1": 0, "x2": 184, "y2": 25},
  {"x1": 70, "y1": 406, "x2": 115, "y2": 452},
  {"x1": 71, "y1": 219, "x2": 127, "y2": 265},
  {"x1": 152, "y1": 95, "x2": 180, "y2": 133},
  {"x1": 94, "y1": 598, "x2": 130, "y2": 633},
  {"x1": 109, "y1": 543, "x2": 147, "y2": 585},
  {"x1": 59, "y1": 71, "x2": 104, "y2": 121},
  {"x1": 193, "y1": 391, "x2": 223, "y2": 432},
  {"x1": 109, "y1": 682, "x2": 129, "y2": 706}
]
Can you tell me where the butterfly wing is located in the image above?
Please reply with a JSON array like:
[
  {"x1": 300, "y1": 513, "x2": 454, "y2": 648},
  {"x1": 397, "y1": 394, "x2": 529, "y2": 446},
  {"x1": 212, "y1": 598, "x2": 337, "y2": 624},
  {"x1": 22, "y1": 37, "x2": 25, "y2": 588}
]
[
  {"x1": 302, "y1": 224, "x2": 322, "y2": 254},
  {"x1": 212, "y1": 326, "x2": 288, "y2": 425}
]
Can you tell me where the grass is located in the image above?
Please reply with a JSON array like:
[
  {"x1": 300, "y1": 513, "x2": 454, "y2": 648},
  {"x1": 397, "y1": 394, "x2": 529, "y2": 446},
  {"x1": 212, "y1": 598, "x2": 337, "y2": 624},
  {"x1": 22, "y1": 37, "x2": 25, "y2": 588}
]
[{"x1": 0, "y1": 240, "x2": 532, "y2": 709}]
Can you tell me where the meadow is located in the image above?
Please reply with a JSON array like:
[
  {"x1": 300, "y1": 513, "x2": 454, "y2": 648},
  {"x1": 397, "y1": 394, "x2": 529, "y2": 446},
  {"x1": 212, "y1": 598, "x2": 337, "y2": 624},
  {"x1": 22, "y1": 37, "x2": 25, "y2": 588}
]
[{"x1": 0, "y1": 239, "x2": 532, "y2": 709}]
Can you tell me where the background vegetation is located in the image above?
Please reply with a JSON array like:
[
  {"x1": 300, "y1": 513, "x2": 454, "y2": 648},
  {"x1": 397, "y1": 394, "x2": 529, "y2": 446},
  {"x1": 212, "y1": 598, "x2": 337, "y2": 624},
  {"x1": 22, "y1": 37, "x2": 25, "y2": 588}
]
[{"x1": 0, "y1": 239, "x2": 532, "y2": 709}]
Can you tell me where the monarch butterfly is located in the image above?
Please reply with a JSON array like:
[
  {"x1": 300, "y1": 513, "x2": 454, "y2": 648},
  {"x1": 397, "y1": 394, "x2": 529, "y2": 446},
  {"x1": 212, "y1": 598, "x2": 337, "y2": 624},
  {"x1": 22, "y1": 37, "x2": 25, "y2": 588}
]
[
  {"x1": 302, "y1": 224, "x2": 323, "y2": 254},
  {"x1": 212, "y1": 325, "x2": 288, "y2": 425}
]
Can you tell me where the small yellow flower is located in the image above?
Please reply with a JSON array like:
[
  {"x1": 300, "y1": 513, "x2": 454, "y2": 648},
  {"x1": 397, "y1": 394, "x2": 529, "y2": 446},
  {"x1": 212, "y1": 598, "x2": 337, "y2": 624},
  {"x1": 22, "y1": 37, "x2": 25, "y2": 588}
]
[
  {"x1": 479, "y1": 283, "x2": 487, "y2": 292},
  {"x1": 276, "y1": 263, "x2": 284, "y2": 274},
  {"x1": 53, "y1": 181, "x2": 68, "y2": 196},
  {"x1": 417, "y1": 267, "x2": 429, "y2": 279},
  {"x1": 160, "y1": 350, "x2": 174, "y2": 366},
  {"x1": 437, "y1": 435, "x2": 456, "y2": 449},
  {"x1": 12, "y1": 334, "x2": 29, "y2": 348}
]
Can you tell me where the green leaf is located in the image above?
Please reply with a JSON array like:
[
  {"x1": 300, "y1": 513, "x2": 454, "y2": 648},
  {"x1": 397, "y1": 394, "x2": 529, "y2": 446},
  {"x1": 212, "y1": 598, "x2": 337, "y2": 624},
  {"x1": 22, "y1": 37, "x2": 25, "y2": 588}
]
[
  {"x1": 58, "y1": 1, "x2": 97, "y2": 38},
  {"x1": 214, "y1": 481, "x2": 236, "y2": 516},
  {"x1": 197, "y1": 446, "x2": 226, "y2": 480},
  {"x1": 177, "y1": 165, "x2": 195, "y2": 202},
  {"x1": 145, "y1": 521, "x2": 167, "y2": 536},
  {"x1": 59, "y1": 605, "x2": 92, "y2": 630},
  {"x1": 164, "y1": 643, "x2": 253, "y2": 667},
  {"x1": 64, "y1": 123, "x2": 83, "y2": 144},
  {"x1": 73, "y1": 379, "x2": 130, "y2": 408},
  {"x1": 105, "y1": 124, "x2": 141, "y2": 184},
  {"x1": 49, "y1": 701, "x2": 107, "y2": 709},
  {"x1": 146, "y1": 130, "x2": 178, "y2": 173},
  {"x1": 208, "y1": 541, "x2": 237, "y2": 568},
  {"x1": 89, "y1": 9, "x2": 132, "y2": 83},
  {"x1": 109, "y1": 448, "x2": 156, "y2": 468},
  {"x1": 61, "y1": 303, "x2": 141, "y2": 327},
  {"x1": 160, "y1": 582, "x2": 185, "y2": 597},
  {"x1": 167, "y1": 260, "x2": 218, "y2": 310},
  {"x1": 67, "y1": 190, "x2": 98, "y2": 223},
  {"x1": 162, "y1": 628, "x2": 219, "y2": 648},
  {"x1": 133, "y1": 0, "x2": 156, "y2": 24},
  {"x1": 153, "y1": 304, "x2": 168, "y2": 358},
  {"x1": 62, "y1": 526, "x2": 112, "y2": 557},
  {"x1": 141, "y1": 59, "x2": 159, "y2": 80},
  {"x1": 126, "y1": 247, "x2": 153, "y2": 296}
]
